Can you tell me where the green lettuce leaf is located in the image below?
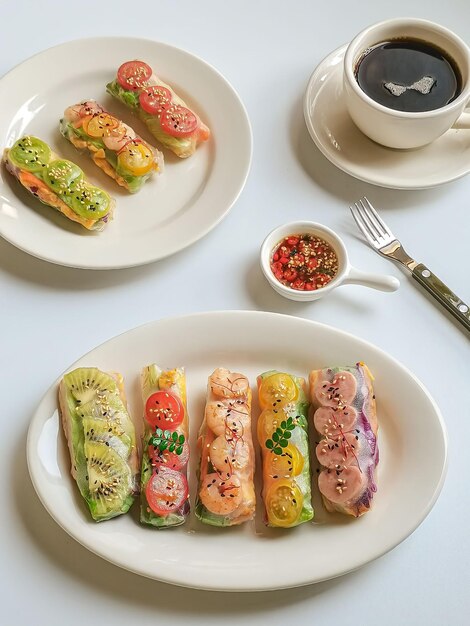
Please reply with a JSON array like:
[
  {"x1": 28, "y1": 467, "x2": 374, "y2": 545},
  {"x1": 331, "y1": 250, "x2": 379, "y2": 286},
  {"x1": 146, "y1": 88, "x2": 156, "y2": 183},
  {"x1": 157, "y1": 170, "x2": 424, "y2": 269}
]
[{"x1": 106, "y1": 80, "x2": 140, "y2": 108}]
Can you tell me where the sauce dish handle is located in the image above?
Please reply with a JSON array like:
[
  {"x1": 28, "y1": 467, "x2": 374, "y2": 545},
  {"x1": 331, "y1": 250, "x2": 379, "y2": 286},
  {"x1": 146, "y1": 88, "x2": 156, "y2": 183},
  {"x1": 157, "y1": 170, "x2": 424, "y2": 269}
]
[{"x1": 343, "y1": 267, "x2": 400, "y2": 292}]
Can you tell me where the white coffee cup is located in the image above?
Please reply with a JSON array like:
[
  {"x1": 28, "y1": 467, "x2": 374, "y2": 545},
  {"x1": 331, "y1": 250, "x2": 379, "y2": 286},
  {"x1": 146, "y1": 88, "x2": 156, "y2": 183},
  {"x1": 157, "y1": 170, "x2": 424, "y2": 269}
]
[{"x1": 343, "y1": 18, "x2": 470, "y2": 149}]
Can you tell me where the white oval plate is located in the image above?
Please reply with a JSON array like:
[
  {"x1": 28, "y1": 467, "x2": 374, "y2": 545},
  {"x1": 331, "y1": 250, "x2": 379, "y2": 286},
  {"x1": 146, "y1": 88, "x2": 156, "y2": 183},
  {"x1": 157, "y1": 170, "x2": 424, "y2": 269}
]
[
  {"x1": 0, "y1": 38, "x2": 251, "y2": 269},
  {"x1": 304, "y1": 45, "x2": 470, "y2": 189},
  {"x1": 27, "y1": 311, "x2": 447, "y2": 591}
]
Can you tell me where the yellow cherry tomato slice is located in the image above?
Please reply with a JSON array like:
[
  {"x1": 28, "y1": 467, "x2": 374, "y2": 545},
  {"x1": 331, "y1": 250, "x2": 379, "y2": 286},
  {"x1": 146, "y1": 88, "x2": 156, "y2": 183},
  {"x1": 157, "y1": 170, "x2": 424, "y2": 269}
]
[
  {"x1": 257, "y1": 409, "x2": 283, "y2": 443},
  {"x1": 259, "y1": 373, "x2": 298, "y2": 410},
  {"x1": 266, "y1": 444, "x2": 304, "y2": 479},
  {"x1": 265, "y1": 479, "x2": 303, "y2": 527},
  {"x1": 117, "y1": 139, "x2": 153, "y2": 176},
  {"x1": 83, "y1": 113, "x2": 119, "y2": 138}
]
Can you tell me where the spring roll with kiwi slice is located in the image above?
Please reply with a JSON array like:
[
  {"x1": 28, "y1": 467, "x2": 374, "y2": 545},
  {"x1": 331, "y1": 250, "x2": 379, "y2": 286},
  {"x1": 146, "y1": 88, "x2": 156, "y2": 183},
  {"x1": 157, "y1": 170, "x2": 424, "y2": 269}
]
[
  {"x1": 58, "y1": 367, "x2": 138, "y2": 521},
  {"x1": 3, "y1": 136, "x2": 114, "y2": 230},
  {"x1": 60, "y1": 100, "x2": 163, "y2": 193}
]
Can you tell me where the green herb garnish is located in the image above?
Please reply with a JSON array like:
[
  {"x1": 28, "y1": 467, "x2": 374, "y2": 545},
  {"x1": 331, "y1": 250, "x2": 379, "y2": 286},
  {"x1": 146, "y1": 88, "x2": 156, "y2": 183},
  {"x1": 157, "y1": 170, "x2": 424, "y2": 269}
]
[
  {"x1": 265, "y1": 416, "x2": 295, "y2": 454},
  {"x1": 149, "y1": 428, "x2": 185, "y2": 455}
]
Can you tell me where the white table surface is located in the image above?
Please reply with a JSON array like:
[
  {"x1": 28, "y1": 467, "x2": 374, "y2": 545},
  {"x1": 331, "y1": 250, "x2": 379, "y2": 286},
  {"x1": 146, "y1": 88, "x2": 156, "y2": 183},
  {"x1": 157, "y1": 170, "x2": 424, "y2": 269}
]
[{"x1": 1, "y1": 1, "x2": 469, "y2": 624}]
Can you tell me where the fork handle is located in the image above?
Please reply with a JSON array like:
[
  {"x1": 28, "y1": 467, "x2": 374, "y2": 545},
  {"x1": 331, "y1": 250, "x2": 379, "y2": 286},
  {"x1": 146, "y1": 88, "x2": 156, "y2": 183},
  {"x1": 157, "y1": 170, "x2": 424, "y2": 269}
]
[{"x1": 412, "y1": 263, "x2": 470, "y2": 332}]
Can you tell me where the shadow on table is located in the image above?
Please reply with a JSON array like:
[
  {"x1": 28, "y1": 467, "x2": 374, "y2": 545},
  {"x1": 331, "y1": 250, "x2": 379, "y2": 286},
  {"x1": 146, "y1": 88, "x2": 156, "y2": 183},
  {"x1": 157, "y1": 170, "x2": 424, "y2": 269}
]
[
  {"x1": 288, "y1": 93, "x2": 453, "y2": 209},
  {"x1": 13, "y1": 422, "x2": 381, "y2": 612},
  {"x1": 0, "y1": 227, "x2": 204, "y2": 291},
  {"x1": 244, "y1": 255, "x2": 371, "y2": 317}
]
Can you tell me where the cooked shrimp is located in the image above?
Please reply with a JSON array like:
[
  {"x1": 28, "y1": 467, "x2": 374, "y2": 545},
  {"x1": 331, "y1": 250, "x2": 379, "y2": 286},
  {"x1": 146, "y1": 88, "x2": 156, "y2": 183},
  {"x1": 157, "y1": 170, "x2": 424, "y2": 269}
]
[
  {"x1": 209, "y1": 435, "x2": 250, "y2": 478},
  {"x1": 79, "y1": 100, "x2": 104, "y2": 117},
  {"x1": 205, "y1": 401, "x2": 229, "y2": 436},
  {"x1": 64, "y1": 104, "x2": 83, "y2": 124},
  {"x1": 205, "y1": 399, "x2": 250, "y2": 436},
  {"x1": 209, "y1": 368, "x2": 249, "y2": 399},
  {"x1": 199, "y1": 473, "x2": 242, "y2": 515},
  {"x1": 103, "y1": 124, "x2": 136, "y2": 151},
  {"x1": 64, "y1": 101, "x2": 103, "y2": 124}
]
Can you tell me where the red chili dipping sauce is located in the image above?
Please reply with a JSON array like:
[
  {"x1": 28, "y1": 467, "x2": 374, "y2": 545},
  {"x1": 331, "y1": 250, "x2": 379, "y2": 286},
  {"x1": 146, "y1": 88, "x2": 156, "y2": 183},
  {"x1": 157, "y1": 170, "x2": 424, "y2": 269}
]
[{"x1": 270, "y1": 233, "x2": 339, "y2": 291}]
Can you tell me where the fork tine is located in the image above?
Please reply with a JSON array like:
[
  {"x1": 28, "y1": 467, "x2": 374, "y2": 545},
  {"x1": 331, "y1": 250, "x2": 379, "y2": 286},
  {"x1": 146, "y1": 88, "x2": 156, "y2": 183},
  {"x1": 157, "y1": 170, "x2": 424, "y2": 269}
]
[
  {"x1": 358, "y1": 198, "x2": 385, "y2": 239},
  {"x1": 349, "y1": 203, "x2": 378, "y2": 246},
  {"x1": 362, "y1": 197, "x2": 393, "y2": 237},
  {"x1": 353, "y1": 200, "x2": 383, "y2": 242}
]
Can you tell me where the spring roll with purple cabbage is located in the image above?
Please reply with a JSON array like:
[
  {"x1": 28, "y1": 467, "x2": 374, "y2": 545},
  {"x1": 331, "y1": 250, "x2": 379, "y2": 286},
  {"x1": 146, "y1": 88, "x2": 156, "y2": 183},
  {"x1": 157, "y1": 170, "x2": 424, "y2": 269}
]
[{"x1": 309, "y1": 363, "x2": 379, "y2": 517}]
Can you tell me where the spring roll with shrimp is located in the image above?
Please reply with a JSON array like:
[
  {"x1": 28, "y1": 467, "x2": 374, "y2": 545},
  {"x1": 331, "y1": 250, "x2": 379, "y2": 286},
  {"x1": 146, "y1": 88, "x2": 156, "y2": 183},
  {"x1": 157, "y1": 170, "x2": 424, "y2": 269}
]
[
  {"x1": 195, "y1": 368, "x2": 255, "y2": 526},
  {"x1": 60, "y1": 100, "x2": 163, "y2": 193},
  {"x1": 257, "y1": 371, "x2": 314, "y2": 527},
  {"x1": 309, "y1": 363, "x2": 379, "y2": 517}
]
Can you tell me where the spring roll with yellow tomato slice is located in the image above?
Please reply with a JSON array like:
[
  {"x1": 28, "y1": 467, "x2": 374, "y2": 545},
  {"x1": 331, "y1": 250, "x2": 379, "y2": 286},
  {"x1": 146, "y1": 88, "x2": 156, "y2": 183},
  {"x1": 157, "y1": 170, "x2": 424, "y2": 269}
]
[
  {"x1": 195, "y1": 368, "x2": 255, "y2": 526},
  {"x1": 60, "y1": 100, "x2": 163, "y2": 193},
  {"x1": 257, "y1": 370, "x2": 314, "y2": 527}
]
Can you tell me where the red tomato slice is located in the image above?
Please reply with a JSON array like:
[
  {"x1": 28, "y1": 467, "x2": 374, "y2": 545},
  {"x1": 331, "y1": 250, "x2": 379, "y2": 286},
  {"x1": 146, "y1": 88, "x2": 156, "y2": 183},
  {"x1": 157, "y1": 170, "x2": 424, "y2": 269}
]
[
  {"x1": 149, "y1": 441, "x2": 190, "y2": 471},
  {"x1": 145, "y1": 391, "x2": 184, "y2": 429},
  {"x1": 139, "y1": 85, "x2": 172, "y2": 116},
  {"x1": 117, "y1": 60, "x2": 152, "y2": 91},
  {"x1": 160, "y1": 105, "x2": 198, "y2": 137},
  {"x1": 146, "y1": 468, "x2": 188, "y2": 515}
]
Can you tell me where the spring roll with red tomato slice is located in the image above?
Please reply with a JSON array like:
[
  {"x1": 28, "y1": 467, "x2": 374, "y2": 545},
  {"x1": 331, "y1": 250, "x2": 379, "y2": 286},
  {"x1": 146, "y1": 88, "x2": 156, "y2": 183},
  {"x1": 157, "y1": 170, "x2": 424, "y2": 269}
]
[
  {"x1": 140, "y1": 365, "x2": 190, "y2": 527},
  {"x1": 106, "y1": 61, "x2": 210, "y2": 158},
  {"x1": 309, "y1": 363, "x2": 379, "y2": 517},
  {"x1": 60, "y1": 100, "x2": 163, "y2": 193},
  {"x1": 195, "y1": 368, "x2": 255, "y2": 526}
]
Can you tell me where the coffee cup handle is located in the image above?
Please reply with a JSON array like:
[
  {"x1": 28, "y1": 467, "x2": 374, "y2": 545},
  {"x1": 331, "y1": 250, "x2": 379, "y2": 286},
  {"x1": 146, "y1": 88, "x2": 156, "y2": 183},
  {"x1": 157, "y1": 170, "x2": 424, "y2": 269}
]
[{"x1": 452, "y1": 104, "x2": 470, "y2": 129}]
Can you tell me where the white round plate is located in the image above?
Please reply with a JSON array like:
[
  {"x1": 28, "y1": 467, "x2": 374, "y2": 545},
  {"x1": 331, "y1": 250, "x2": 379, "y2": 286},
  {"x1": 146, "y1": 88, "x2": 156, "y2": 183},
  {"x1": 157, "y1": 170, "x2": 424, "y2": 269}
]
[
  {"x1": 304, "y1": 45, "x2": 470, "y2": 189},
  {"x1": 27, "y1": 311, "x2": 447, "y2": 591},
  {"x1": 0, "y1": 38, "x2": 251, "y2": 269}
]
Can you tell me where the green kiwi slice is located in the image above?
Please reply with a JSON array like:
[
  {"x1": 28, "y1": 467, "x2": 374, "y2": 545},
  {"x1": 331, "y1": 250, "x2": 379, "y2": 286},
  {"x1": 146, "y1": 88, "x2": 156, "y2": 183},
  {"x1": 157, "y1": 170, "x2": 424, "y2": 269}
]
[
  {"x1": 84, "y1": 441, "x2": 132, "y2": 520},
  {"x1": 77, "y1": 396, "x2": 135, "y2": 443},
  {"x1": 62, "y1": 368, "x2": 118, "y2": 406},
  {"x1": 82, "y1": 417, "x2": 131, "y2": 459}
]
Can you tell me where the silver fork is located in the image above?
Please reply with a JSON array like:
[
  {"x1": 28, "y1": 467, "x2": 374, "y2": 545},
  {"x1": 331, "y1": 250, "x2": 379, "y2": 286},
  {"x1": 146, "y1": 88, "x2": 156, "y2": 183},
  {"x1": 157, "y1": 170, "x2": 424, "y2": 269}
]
[{"x1": 350, "y1": 197, "x2": 470, "y2": 332}]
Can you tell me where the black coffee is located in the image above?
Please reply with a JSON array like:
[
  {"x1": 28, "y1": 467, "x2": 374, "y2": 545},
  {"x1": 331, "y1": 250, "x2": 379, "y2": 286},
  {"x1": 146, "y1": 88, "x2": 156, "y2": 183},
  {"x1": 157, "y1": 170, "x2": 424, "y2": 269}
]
[{"x1": 355, "y1": 39, "x2": 462, "y2": 112}]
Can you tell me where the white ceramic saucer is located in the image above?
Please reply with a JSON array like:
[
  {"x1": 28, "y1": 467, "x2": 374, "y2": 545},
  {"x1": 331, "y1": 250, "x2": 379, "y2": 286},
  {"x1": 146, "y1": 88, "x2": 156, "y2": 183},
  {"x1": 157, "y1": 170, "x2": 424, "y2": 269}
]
[{"x1": 304, "y1": 45, "x2": 470, "y2": 189}]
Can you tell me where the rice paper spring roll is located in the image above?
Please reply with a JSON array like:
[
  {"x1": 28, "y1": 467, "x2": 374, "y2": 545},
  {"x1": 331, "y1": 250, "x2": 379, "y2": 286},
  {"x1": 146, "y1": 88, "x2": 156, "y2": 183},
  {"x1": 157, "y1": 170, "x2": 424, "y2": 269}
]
[
  {"x1": 106, "y1": 60, "x2": 210, "y2": 158},
  {"x1": 257, "y1": 371, "x2": 314, "y2": 527},
  {"x1": 196, "y1": 368, "x2": 255, "y2": 526},
  {"x1": 140, "y1": 365, "x2": 190, "y2": 527},
  {"x1": 60, "y1": 100, "x2": 163, "y2": 193},
  {"x1": 58, "y1": 367, "x2": 138, "y2": 522},
  {"x1": 3, "y1": 136, "x2": 113, "y2": 230},
  {"x1": 309, "y1": 362, "x2": 379, "y2": 517}
]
